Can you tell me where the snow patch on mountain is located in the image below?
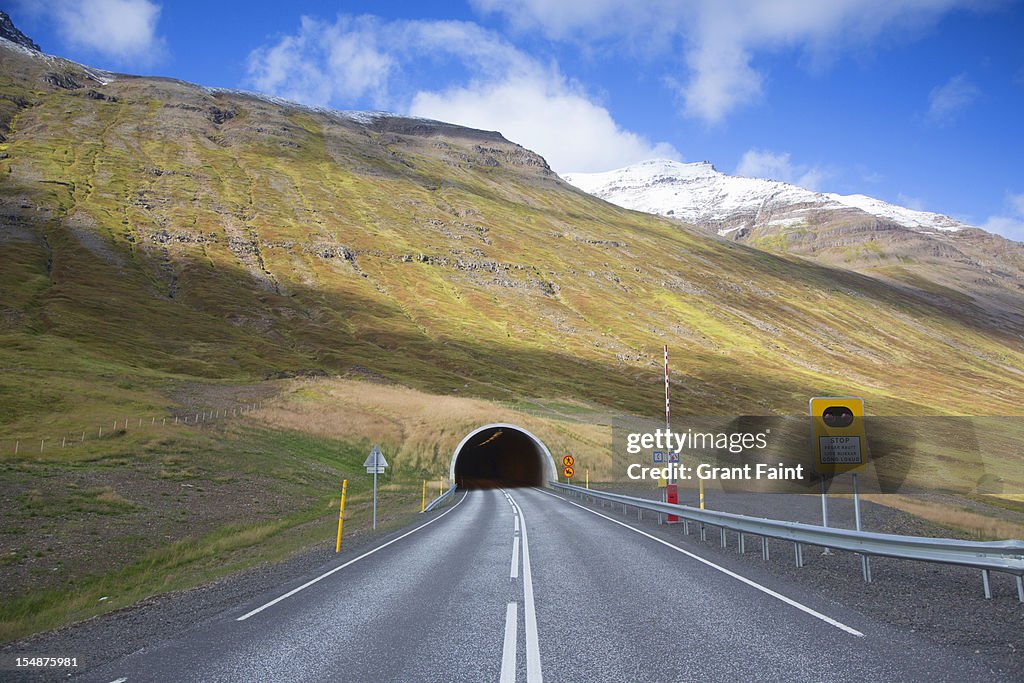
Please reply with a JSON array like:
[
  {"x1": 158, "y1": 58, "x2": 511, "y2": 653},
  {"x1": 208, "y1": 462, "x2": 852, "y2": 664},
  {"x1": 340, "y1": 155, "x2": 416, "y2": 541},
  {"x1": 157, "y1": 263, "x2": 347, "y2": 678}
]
[{"x1": 562, "y1": 159, "x2": 971, "y2": 234}]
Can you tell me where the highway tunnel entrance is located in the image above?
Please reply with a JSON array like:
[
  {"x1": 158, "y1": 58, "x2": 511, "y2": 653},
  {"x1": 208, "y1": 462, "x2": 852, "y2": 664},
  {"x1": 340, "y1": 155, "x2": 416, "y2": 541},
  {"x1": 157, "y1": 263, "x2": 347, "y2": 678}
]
[{"x1": 450, "y1": 424, "x2": 557, "y2": 489}]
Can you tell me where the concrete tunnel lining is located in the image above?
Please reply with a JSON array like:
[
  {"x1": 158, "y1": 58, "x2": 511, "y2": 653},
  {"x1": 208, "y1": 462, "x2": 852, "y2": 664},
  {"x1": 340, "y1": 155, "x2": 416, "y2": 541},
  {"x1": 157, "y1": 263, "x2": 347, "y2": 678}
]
[{"x1": 449, "y1": 423, "x2": 558, "y2": 488}]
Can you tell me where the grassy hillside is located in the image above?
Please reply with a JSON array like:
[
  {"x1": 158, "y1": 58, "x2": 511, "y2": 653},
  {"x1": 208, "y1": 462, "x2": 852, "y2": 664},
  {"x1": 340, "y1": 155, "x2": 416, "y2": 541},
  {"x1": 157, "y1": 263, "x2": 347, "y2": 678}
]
[
  {"x1": 1, "y1": 38, "x2": 1023, "y2": 641},
  {"x1": 2, "y1": 43, "x2": 1023, "y2": 426}
]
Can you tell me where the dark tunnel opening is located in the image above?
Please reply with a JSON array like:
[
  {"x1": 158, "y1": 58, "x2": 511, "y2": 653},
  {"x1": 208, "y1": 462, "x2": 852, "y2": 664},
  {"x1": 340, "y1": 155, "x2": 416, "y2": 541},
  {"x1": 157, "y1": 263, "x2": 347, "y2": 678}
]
[{"x1": 453, "y1": 426, "x2": 548, "y2": 489}]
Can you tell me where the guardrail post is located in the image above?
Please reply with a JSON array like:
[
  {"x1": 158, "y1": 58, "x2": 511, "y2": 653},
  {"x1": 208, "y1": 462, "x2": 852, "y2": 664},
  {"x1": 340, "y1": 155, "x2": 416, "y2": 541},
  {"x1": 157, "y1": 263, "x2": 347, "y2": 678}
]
[{"x1": 550, "y1": 482, "x2": 1024, "y2": 590}]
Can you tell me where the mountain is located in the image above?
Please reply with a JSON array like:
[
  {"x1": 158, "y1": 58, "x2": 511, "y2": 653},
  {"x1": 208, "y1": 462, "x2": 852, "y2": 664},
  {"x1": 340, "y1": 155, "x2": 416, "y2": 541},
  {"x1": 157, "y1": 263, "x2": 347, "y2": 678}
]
[
  {"x1": 3, "y1": 19, "x2": 1023, "y2": 648},
  {"x1": 0, "y1": 11, "x2": 40, "y2": 52},
  {"x1": 563, "y1": 159, "x2": 971, "y2": 235},
  {"x1": 1, "y1": 29, "x2": 1024, "y2": 433},
  {"x1": 564, "y1": 159, "x2": 1024, "y2": 332}
]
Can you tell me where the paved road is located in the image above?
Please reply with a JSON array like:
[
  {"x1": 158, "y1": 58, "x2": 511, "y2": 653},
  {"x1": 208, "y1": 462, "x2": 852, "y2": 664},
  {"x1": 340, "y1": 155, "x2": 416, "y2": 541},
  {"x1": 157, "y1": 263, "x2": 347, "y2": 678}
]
[{"x1": 78, "y1": 488, "x2": 1012, "y2": 682}]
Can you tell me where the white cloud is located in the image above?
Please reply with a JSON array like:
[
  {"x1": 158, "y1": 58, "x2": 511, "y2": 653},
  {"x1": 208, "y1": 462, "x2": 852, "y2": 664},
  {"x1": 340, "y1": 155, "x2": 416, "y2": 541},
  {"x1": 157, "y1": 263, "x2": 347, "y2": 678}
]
[
  {"x1": 982, "y1": 216, "x2": 1024, "y2": 242},
  {"x1": 735, "y1": 149, "x2": 828, "y2": 190},
  {"x1": 38, "y1": 0, "x2": 163, "y2": 64},
  {"x1": 410, "y1": 74, "x2": 680, "y2": 173},
  {"x1": 247, "y1": 16, "x2": 394, "y2": 107},
  {"x1": 983, "y1": 192, "x2": 1024, "y2": 242},
  {"x1": 927, "y1": 73, "x2": 980, "y2": 124},
  {"x1": 896, "y1": 192, "x2": 927, "y2": 211},
  {"x1": 473, "y1": 0, "x2": 981, "y2": 124},
  {"x1": 246, "y1": 15, "x2": 680, "y2": 173},
  {"x1": 1008, "y1": 191, "x2": 1024, "y2": 216}
]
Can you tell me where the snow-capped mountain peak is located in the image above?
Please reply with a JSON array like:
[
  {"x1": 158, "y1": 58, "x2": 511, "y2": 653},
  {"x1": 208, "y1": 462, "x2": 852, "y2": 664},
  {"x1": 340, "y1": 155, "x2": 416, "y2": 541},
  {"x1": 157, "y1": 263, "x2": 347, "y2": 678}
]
[{"x1": 562, "y1": 159, "x2": 972, "y2": 235}]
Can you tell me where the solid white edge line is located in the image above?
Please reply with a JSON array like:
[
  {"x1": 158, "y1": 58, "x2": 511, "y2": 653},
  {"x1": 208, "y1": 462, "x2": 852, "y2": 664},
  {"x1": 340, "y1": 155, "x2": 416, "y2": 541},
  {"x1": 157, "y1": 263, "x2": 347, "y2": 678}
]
[
  {"x1": 535, "y1": 488, "x2": 865, "y2": 638},
  {"x1": 108, "y1": 678, "x2": 127, "y2": 683},
  {"x1": 236, "y1": 491, "x2": 469, "y2": 621},
  {"x1": 511, "y1": 535, "x2": 520, "y2": 579},
  {"x1": 500, "y1": 602, "x2": 518, "y2": 683},
  {"x1": 507, "y1": 493, "x2": 543, "y2": 683}
]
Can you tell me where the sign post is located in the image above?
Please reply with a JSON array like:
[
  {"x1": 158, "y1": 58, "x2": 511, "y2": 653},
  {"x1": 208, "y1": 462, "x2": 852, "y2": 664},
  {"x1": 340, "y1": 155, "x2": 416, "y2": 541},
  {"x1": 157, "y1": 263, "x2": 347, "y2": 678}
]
[
  {"x1": 810, "y1": 397, "x2": 870, "y2": 575},
  {"x1": 363, "y1": 444, "x2": 389, "y2": 530}
]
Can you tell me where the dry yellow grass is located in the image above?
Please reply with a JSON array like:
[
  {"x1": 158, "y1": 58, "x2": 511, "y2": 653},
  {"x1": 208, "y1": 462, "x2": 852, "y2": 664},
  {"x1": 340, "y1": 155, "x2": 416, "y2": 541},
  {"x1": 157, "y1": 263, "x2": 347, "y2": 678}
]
[
  {"x1": 861, "y1": 494, "x2": 1024, "y2": 540},
  {"x1": 252, "y1": 377, "x2": 614, "y2": 478}
]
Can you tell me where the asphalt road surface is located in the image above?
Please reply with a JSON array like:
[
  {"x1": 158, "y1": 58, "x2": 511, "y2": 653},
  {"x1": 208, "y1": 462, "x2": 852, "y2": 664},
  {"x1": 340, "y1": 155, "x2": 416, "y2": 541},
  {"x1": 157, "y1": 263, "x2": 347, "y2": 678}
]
[{"x1": 77, "y1": 488, "x2": 1013, "y2": 682}]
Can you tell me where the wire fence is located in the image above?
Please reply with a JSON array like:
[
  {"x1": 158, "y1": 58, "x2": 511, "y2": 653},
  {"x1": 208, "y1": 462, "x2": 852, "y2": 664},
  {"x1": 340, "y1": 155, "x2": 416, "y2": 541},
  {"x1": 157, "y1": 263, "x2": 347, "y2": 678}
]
[{"x1": 4, "y1": 401, "x2": 266, "y2": 455}]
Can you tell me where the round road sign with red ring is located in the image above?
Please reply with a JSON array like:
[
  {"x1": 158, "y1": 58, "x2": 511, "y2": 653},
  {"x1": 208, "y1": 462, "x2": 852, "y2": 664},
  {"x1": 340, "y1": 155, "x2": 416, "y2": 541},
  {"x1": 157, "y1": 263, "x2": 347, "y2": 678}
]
[
  {"x1": 563, "y1": 466, "x2": 575, "y2": 478},
  {"x1": 563, "y1": 455, "x2": 575, "y2": 467}
]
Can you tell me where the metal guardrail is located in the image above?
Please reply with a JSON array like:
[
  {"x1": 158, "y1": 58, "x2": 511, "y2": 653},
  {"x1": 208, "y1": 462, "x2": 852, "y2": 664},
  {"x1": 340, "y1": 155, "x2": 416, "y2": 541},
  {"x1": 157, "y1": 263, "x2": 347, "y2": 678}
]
[
  {"x1": 423, "y1": 485, "x2": 458, "y2": 513},
  {"x1": 551, "y1": 482, "x2": 1024, "y2": 602}
]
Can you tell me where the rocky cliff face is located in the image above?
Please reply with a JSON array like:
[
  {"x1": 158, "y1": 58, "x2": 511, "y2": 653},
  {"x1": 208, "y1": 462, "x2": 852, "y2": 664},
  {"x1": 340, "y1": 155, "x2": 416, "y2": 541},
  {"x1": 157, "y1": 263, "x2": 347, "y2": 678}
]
[{"x1": 0, "y1": 11, "x2": 40, "y2": 52}]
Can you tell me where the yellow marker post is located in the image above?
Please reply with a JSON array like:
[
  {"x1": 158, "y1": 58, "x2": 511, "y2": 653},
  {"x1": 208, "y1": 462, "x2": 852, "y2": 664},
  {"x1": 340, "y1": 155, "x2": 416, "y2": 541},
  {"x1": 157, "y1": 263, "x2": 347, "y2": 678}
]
[
  {"x1": 421, "y1": 480, "x2": 426, "y2": 513},
  {"x1": 335, "y1": 479, "x2": 347, "y2": 553},
  {"x1": 699, "y1": 479, "x2": 705, "y2": 510},
  {"x1": 585, "y1": 469, "x2": 589, "y2": 490}
]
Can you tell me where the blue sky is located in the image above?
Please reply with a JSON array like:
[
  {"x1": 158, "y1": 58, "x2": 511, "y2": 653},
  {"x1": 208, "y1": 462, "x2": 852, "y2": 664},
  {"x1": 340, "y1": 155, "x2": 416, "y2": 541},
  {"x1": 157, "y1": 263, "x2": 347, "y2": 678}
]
[{"x1": 8, "y1": 1, "x2": 1024, "y2": 239}]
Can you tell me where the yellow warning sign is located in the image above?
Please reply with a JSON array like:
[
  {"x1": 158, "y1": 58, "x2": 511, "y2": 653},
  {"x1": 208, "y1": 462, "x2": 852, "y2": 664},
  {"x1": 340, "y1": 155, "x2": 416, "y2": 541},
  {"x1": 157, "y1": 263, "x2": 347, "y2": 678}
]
[
  {"x1": 563, "y1": 455, "x2": 575, "y2": 467},
  {"x1": 563, "y1": 466, "x2": 575, "y2": 478},
  {"x1": 810, "y1": 396, "x2": 868, "y2": 474}
]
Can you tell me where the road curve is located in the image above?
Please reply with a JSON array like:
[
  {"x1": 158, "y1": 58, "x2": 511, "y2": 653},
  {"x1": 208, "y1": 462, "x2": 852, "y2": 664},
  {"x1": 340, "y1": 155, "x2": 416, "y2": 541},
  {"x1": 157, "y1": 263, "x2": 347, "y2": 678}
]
[{"x1": 77, "y1": 488, "x2": 1012, "y2": 682}]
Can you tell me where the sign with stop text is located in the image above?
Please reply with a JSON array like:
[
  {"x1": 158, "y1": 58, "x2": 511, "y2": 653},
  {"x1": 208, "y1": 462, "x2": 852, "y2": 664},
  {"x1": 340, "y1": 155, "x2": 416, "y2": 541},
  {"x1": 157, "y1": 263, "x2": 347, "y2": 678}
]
[{"x1": 810, "y1": 397, "x2": 868, "y2": 474}]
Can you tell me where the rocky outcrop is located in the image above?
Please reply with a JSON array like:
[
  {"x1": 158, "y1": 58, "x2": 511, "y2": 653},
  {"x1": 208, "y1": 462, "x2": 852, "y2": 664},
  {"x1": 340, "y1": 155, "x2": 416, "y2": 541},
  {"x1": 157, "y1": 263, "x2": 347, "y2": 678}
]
[{"x1": 0, "y1": 11, "x2": 40, "y2": 51}]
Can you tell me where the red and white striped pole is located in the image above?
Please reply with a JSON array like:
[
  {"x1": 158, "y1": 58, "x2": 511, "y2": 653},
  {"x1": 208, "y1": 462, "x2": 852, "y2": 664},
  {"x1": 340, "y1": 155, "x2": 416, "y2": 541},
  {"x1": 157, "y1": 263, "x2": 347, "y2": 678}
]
[
  {"x1": 664, "y1": 344, "x2": 671, "y2": 433},
  {"x1": 664, "y1": 344, "x2": 679, "y2": 521}
]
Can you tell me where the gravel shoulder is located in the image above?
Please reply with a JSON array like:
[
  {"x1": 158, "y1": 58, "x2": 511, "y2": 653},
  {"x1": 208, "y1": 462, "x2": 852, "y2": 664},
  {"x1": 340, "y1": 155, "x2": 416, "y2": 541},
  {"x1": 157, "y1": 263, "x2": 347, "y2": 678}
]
[{"x1": 0, "y1": 504, "x2": 443, "y2": 681}]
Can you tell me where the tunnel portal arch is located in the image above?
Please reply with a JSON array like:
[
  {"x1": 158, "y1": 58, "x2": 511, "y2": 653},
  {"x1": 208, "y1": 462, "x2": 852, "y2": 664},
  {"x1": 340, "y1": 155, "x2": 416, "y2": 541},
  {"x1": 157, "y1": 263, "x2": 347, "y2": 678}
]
[{"x1": 450, "y1": 423, "x2": 557, "y2": 488}]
